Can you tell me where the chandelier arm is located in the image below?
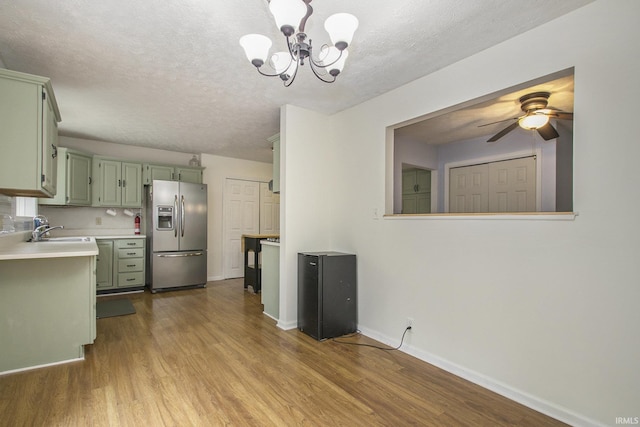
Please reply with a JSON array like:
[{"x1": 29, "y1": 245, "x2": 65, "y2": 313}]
[
  {"x1": 283, "y1": 61, "x2": 301, "y2": 87},
  {"x1": 308, "y1": 60, "x2": 336, "y2": 84},
  {"x1": 309, "y1": 44, "x2": 343, "y2": 68},
  {"x1": 256, "y1": 67, "x2": 283, "y2": 78}
]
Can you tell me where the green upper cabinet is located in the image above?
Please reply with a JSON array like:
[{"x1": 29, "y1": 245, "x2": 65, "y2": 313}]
[
  {"x1": 92, "y1": 157, "x2": 142, "y2": 207},
  {"x1": 0, "y1": 68, "x2": 61, "y2": 197},
  {"x1": 175, "y1": 167, "x2": 203, "y2": 184},
  {"x1": 268, "y1": 133, "x2": 280, "y2": 193},
  {"x1": 40, "y1": 148, "x2": 92, "y2": 206},
  {"x1": 143, "y1": 164, "x2": 203, "y2": 184}
]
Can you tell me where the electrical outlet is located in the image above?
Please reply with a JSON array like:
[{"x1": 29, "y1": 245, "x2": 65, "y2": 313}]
[
  {"x1": 95, "y1": 217, "x2": 102, "y2": 225},
  {"x1": 406, "y1": 317, "x2": 414, "y2": 329}
]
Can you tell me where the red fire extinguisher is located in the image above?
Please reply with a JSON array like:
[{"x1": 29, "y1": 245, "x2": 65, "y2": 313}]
[{"x1": 134, "y1": 214, "x2": 141, "y2": 235}]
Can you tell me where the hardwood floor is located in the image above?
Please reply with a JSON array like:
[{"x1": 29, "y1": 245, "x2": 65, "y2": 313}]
[{"x1": 0, "y1": 279, "x2": 566, "y2": 426}]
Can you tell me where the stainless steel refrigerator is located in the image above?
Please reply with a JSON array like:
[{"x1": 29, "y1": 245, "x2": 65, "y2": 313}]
[{"x1": 145, "y1": 180, "x2": 207, "y2": 292}]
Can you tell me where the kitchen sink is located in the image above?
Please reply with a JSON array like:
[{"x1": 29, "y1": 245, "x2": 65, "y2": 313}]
[{"x1": 39, "y1": 236, "x2": 92, "y2": 242}]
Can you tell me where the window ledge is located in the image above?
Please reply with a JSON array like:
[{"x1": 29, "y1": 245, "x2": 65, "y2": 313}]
[{"x1": 383, "y1": 212, "x2": 578, "y2": 221}]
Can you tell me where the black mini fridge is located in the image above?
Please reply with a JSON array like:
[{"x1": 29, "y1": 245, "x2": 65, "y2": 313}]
[{"x1": 298, "y1": 252, "x2": 357, "y2": 340}]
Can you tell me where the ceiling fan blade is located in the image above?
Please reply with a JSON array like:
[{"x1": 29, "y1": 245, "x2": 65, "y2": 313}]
[
  {"x1": 487, "y1": 121, "x2": 519, "y2": 142},
  {"x1": 536, "y1": 123, "x2": 560, "y2": 140},
  {"x1": 537, "y1": 109, "x2": 574, "y2": 120},
  {"x1": 478, "y1": 116, "x2": 519, "y2": 128},
  {"x1": 547, "y1": 111, "x2": 573, "y2": 120}
]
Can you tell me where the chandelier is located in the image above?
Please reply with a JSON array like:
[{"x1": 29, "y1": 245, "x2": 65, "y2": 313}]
[{"x1": 239, "y1": 0, "x2": 359, "y2": 87}]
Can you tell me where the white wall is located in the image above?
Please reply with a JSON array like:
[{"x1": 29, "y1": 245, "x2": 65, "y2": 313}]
[
  {"x1": 200, "y1": 153, "x2": 272, "y2": 281},
  {"x1": 277, "y1": 104, "x2": 334, "y2": 329},
  {"x1": 282, "y1": 1, "x2": 640, "y2": 425}
]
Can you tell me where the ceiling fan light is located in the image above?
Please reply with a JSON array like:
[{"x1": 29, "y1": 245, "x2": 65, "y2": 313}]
[
  {"x1": 239, "y1": 34, "x2": 272, "y2": 67},
  {"x1": 324, "y1": 13, "x2": 359, "y2": 50},
  {"x1": 519, "y1": 114, "x2": 549, "y2": 130},
  {"x1": 320, "y1": 46, "x2": 349, "y2": 75},
  {"x1": 269, "y1": 0, "x2": 308, "y2": 36}
]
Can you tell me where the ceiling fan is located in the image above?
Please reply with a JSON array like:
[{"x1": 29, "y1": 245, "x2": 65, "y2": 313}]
[{"x1": 481, "y1": 92, "x2": 573, "y2": 142}]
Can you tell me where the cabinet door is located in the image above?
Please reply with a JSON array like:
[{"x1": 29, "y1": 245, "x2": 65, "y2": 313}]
[
  {"x1": 121, "y1": 162, "x2": 142, "y2": 207},
  {"x1": 416, "y1": 169, "x2": 431, "y2": 193},
  {"x1": 270, "y1": 134, "x2": 280, "y2": 193},
  {"x1": 95, "y1": 159, "x2": 121, "y2": 206},
  {"x1": 0, "y1": 70, "x2": 59, "y2": 197},
  {"x1": 96, "y1": 240, "x2": 114, "y2": 289},
  {"x1": 402, "y1": 170, "x2": 417, "y2": 194},
  {"x1": 402, "y1": 194, "x2": 417, "y2": 214},
  {"x1": 41, "y1": 88, "x2": 58, "y2": 197},
  {"x1": 144, "y1": 164, "x2": 174, "y2": 184},
  {"x1": 67, "y1": 152, "x2": 92, "y2": 205},
  {"x1": 176, "y1": 167, "x2": 202, "y2": 183},
  {"x1": 417, "y1": 193, "x2": 431, "y2": 213}
]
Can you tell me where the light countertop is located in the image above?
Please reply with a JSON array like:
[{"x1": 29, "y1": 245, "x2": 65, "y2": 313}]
[
  {"x1": 94, "y1": 235, "x2": 146, "y2": 240},
  {"x1": 0, "y1": 237, "x2": 98, "y2": 261}
]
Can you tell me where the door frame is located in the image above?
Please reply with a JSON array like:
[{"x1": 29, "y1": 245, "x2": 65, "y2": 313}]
[{"x1": 444, "y1": 149, "x2": 542, "y2": 213}]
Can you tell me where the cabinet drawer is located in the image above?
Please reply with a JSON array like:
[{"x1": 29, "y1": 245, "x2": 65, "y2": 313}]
[
  {"x1": 117, "y1": 248, "x2": 144, "y2": 259},
  {"x1": 117, "y1": 271, "x2": 144, "y2": 288},
  {"x1": 118, "y1": 258, "x2": 144, "y2": 273},
  {"x1": 115, "y1": 239, "x2": 144, "y2": 249}
]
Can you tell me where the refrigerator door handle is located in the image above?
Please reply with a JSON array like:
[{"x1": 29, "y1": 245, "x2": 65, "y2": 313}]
[
  {"x1": 156, "y1": 252, "x2": 204, "y2": 258},
  {"x1": 181, "y1": 195, "x2": 185, "y2": 238},
  {"x1": 173, "y1": 195, "x2": 178, "y2": 238}
]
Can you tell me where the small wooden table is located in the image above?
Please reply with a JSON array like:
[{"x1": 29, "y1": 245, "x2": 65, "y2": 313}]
[{"x1": 242, "y1": 234, "x2": 279, "y2": 293}]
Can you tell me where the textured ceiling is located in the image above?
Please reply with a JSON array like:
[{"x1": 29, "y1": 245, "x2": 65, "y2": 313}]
[{"x1": 0, "y1": 0, "x2": 592, "y2": 163}]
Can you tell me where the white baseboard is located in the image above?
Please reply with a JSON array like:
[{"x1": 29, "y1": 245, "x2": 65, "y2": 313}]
[
  {"x1": 263, "y1": 311, "x2": 278, "y2": 322},
  {"x1": 1, "y1": 355, "x2": 85, "y2": 376},
  {"x1": 207, "y1": 275, "x2": 224, "y2": 282},
  {"x1": 277, "y1": 319, "x2": 297, "y2": 330},
  {"x1": 358, "y1": 326, "x2": 604, "y2": 427}
]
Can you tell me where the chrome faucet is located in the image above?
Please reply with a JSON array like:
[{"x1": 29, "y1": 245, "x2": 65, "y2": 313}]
[
  {"x1": 31, "y1": 224, "x2": 64, "y2": 241},
  {"x1": 31, "y1": 215, "x2": 66, "y2": 241}
]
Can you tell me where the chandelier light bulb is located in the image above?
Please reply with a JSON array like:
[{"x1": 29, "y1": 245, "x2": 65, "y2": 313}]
[
  {"x1": 519, "y1": 113, "x2": 550, "y2": 130},
  {"x1": 269, "y1": 0, "x2": 308, "y2": 36},
  {"x1": 320, "y1": 46, "x2": 349, "y2": 76},
  {"x1": 324, "y1": 13, "x2": 359, "y2": 50},
  {"x1": 239, "y1": 34, "x2": 272, "y2": 67}
]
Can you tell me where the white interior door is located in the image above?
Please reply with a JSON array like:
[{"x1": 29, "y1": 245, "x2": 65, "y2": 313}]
[
  {"x1": 223, "y1": 179, "x2": 260, "y2": 279},
  {"x1": 259, "y1": 182, "x2": 280, "y2": 234},
  {"x1": 449, "y1": 156, "x2": 536, "y2": 213},
  {"x1": 449, "y1": 164, "x2": 489, "y2": 213},
  {"x1": 488, "y1": 157, "x2": 536, "y2": 212}
]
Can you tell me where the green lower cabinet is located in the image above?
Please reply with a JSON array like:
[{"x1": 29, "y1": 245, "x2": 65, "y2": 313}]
[
  {"x1": 0, "y1": 256, "x2": 96, "y2": 373},
  {"x1": 96, "y1": 240, "x2": 114, "y2": 290},
  {"x1": 96, "y1": 238, "x2": 145, "y2": 293}
]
